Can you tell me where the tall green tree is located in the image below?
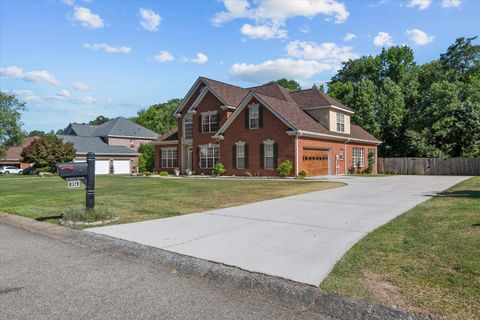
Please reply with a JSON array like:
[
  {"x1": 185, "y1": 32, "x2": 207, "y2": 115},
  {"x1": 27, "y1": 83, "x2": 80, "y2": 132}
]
[
  {"x1": 0, "y1": 92, "x2": 26, "y2": 158},
  {"x1": 89, "y1": 115, "x2": 110, "y2": 125},
  {"x1": 22, "y1": 136, "x2": 76, "y2": 172},
  {"x1": 268, "y1": 78, "x2": 301, "y2": 92},
  {"x1": 133, "y1": 99, "x2": 181, "y2": 135}
]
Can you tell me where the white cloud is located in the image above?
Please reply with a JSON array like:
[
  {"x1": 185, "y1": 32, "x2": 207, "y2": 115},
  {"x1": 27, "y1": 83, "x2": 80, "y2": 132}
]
[
  {"x1": 373, "y1": 31, "x2": 394, "y2": 47},
  {"x1": 344, "y1": 33, "x2": 357, "y2": 41},
  {"x1": 72, "y1": 6, "x2": 104, "y2": 29},
  {"x1": 57, "y1": 89, "x2": 71, "y2": 97},
  {"x1": 406, "y1": 29, "x2": 434, "y2": 45},
  {"x1": 240, "y1": 24, "x2": 287, "y2": 39},
  {"x1": 83, "y1": 43, "x2": 132, "y2": 53},
  {"x1": 153, "y1": 51, "x2": 174, "y2": 62},
  {"x1": 0, "y1": 65, "x2": 59, "y2": 86},
  {"x1": 9, "y1": 89, "x2": 43, "y2": 103},
  {"x1": 300, "y1": 25, "x2": 310, "y2": 33},
  {"x1": 139, "y1": 8, "x2": 161, "y2": 31},
  {"x1": 406, "y1": 0, "x2": 431, "y2": 10},
  {"x1": 230, "y1": 58, "x2": 335, "y2": 83},
  {"x1": 212, "y1": 0, "x2": 350, "y2": 26},
  {"x1": 72, "y1": 82, "x2": 92, "y2": 91},
  {"x1": 184, "y1": 52, "x2": 208, "y2": 64},
  {"x1": 441, "y1": 0, "x2": 462, "y2": 8},
  {"x1": 62, "y1": 0, "x2": 75, "y2": 6},
  {"x1": 286, "y1": 40, "x2": 358, "y2": 63}
]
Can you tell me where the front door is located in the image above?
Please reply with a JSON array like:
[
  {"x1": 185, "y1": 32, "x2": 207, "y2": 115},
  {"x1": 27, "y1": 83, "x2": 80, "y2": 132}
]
[{"x1": 186, "y1": 147, "x2": 193, "y2": 172}]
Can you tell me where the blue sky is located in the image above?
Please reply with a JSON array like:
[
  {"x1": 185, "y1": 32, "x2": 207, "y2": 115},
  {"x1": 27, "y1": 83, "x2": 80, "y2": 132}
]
[{"x1": 1, "y1": 0, "x2": 478, "y2": 132}]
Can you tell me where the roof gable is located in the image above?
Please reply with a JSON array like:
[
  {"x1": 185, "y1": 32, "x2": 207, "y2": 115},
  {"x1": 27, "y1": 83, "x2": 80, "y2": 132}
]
[{"x1": 57, "y1": 135, "x2": 138, "y2": 155}]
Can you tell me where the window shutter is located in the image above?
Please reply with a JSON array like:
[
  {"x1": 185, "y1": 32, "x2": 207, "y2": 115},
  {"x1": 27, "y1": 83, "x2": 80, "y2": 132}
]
[
  {"x1": 273, "y1": 143, "x2": 278, "y2": 169},
  {"x1": 259, "y1": 105, "x2": 263, "y2": 128},
  {"x1": 232, "y1": 145, "x2": 237, "y2": 169},
  {"x1": 198, "y1": 114, "x2": 202, "y2": 133},
  {"x1": 245, "y1": 108, "x2": 249, "y2": 129},
  {"x1": 245, "y1": 144, "x2": 249, "y2": 169},
  {"x1": 259, "y1": 143, "x2": 264, "y2": 169},
  {"x1": 197, "y1": 147, "x2": 201, "y2": 167}
]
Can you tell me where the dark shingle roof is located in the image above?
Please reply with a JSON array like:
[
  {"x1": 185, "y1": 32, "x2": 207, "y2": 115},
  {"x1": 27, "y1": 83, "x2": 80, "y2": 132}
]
[
  {"x1": 69, "y1": 123, "x2": 99, "y2": 136},
  {"x1": 200, "y1": 77, "x2": 247, "y2": 106},
  {"x1": 92, "y1": 117, "x2": 158, "y2": 138},
  {"x1": 291, "y1": 89, "x2": 352, "y2": 111},
  {"x1": 57, "y1": 135, "x2": 137, "y2": 155}
]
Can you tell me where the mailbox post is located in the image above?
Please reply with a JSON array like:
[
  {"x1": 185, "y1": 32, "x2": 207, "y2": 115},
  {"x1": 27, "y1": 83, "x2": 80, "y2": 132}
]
[
  {"x1": 56, "y1": 152, "x2": 95, "y2": 210},
  {"x1": 86, "y1": 152, "x2": 95, "y2": 210}
]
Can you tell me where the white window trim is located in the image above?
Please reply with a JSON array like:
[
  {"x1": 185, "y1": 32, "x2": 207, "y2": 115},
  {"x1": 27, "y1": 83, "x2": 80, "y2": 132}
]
[
  {"x1": 263, "y1": 139, "x2": 275, "y2": 170},
  {"x1": 336, "y1": 113, "x2": 345, "y2": 133},
  {"x1": 183, "y1": 113, "x2": 193, "y2": 141},
  {"x1": 199, "y1": 144, "x2": 220, "y2": 169},
  {"x1": 236, "y1": 141, "x2": 246, "y2": 169},
  {"x1": 339, "y1": 148, "x2": 344, "y2": 161},
  {"x1": 161, "y1": 147, "x2": 178, "y2": 168},
  {"x1": 201, "y1": 110, "x2": 219, "y2": 133},
  {"x1": 248, "y1": 103, "x2": 260, "y2": 129}
]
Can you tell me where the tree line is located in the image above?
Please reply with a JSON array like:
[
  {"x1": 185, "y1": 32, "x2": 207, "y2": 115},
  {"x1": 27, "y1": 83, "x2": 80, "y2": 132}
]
[{"x1": 1, "y1": 36, "x2": 478, "y2": 164}]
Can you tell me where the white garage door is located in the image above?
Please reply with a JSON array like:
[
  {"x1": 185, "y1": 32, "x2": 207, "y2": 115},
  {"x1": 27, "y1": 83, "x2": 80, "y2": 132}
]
[
  {"x1": 113, "y1": 160, "x2": 130, "y2": 175},
  {"x1": 95, "y1": 160, "x2": 110, "y2": 175}
]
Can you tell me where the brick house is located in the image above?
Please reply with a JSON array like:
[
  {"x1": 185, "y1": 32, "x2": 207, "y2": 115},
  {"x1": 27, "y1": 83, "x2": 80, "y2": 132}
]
[
  {"x1": 154, "y1": 77, "x2": 380, "y2": 176},
  {"x1": 0, "y1": 136, "x2": 42, "y2": 169}
]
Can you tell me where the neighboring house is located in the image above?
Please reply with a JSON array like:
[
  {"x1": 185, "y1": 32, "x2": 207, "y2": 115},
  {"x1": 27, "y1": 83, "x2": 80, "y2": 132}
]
[
  {"x1": 58, "y1": 117, "x2": 158, "y2": 175},
  {"x1": 154, "y1": 77, "x2": 380, "y2": 176},
  {"x1": 0, "y1": 136, "x2": 42, "y2": 169}
]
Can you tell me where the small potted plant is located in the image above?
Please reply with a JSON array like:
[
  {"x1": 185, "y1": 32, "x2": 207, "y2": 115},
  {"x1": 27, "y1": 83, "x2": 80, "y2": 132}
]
[
  {"x1": 186, "y1": 168, "x2": 193, "y2": 176},
  {"x1": 174, "y1": 167, "x2": 180, "y2": 176}
]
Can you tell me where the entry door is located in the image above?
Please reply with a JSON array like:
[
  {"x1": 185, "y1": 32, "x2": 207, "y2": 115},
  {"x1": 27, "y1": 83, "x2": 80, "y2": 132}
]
[
  {"x1": 303, "y1": 149, "x2": 329, "y2": 176},
  {"x1": 186, "y1": 147, "x2": 193, "y2": 171}
]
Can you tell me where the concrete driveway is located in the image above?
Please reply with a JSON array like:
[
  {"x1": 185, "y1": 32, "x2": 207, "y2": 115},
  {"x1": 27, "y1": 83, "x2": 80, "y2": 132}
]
[{"x1": 89, "y1": 175, "x2": 467, "y2": 286}]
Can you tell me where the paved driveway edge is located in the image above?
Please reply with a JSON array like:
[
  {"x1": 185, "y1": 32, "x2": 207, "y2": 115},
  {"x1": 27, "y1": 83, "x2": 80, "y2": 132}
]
[{"x1": 0, "y1": 212, "x2": 425, "y2": 320}]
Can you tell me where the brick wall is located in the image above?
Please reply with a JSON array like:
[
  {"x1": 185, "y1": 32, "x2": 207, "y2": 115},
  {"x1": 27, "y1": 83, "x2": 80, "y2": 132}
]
[
  {"x1": 221, "y1": 98, "x2": 295, "y2": 176},
  {"x1": 108, "y1": 137, "x2": 153, "y2": 152}
]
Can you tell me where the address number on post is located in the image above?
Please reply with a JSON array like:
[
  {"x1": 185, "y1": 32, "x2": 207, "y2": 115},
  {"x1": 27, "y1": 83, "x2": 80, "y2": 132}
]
[{"x1": 67, "y1": 180, "x2": 81, "y2": 188}]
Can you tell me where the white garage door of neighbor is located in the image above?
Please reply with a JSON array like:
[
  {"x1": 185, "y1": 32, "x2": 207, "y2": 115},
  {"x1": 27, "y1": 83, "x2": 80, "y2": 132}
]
[
  {"x1": 113, "y1": 160, "x2": 130, "y2": 175},
  {"x1": 95, "y1": 160, "x2": 110, "y2": 175}
]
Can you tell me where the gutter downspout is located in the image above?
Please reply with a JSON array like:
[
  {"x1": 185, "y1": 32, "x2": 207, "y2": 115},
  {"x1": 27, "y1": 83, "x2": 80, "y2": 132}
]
[
  {"x1": 295, "y1": 132, "x2": 299, "y2": 176},
  {"x1": 344, "y1": 139, "x2": 350, "y2": 175}
]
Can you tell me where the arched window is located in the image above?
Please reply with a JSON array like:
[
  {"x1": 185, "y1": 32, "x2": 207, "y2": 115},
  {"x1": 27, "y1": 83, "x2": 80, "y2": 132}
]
[{"x1": 184, "y1": 113, "x2": 193, "y2": 140}]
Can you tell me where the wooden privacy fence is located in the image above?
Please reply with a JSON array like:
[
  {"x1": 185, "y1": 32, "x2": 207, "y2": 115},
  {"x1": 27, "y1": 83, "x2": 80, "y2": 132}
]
[{"x1": 377, "y1": 157, "x2": 480, "y2": 176}]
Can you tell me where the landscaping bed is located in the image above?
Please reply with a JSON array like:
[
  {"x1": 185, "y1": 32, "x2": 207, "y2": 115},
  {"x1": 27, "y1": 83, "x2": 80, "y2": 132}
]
[
  {"x1": 320, "y1": 177, "x2": 480, "y2": 320},
  {"x1": 0, "y1": 175, "x2": 343, "y2": 227}
]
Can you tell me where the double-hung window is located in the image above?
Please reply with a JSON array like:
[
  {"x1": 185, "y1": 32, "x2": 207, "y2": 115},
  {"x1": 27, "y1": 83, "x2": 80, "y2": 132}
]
[
  {"x1": 264, "y1": 141, "x2": 275, "y2": 170},
  {"x1": 202, "y1": 112, "x2": 219, "y2": 133},
  {"x1": 249, "y1": 105, "x2": 260, "y2": 129},
  {"x1": 184, "y1": 114, "x2": 193, "y2": 140},
  {"x1": 352, "y1": 147, "x2": 365, "y2": 167},
  {"x1": 200, "y1": 145, "x2": 219, "y2": 169},
  {"x1": 336, "y1": 113, "x2": 345, "y2": 132},
  {"x1": 236, "y1": 143, "x2": 245, "y2": 169},
  {"x1": 339, "y1": 148, "x2": 344, "y2": 161},
  {"x1": 161, "y1": 147, "x2": 178, "y2": 168}
]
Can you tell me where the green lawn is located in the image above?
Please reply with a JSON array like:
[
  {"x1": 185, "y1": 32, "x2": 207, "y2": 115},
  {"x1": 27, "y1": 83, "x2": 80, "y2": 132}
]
[
  {"x1": 0, "y1": 175, "x2": 342, "y2": 226},
  {"x1": 320, "y1": 177, "x2": 480, "y2": 320}
]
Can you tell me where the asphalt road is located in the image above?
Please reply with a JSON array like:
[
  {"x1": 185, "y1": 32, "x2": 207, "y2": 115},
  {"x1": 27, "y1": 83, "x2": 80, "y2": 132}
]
[{"x1": 0, "y1": 222, "x2": 333, "y2": 320}]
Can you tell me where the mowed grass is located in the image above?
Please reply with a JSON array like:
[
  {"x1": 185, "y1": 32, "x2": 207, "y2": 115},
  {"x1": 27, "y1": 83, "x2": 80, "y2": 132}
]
[
  {"x1": 320, "y1": 177, "x2": 480, "y2": 320},
  {"x1": 0, "y1": 175, "x2": 342, "y2": 226}
]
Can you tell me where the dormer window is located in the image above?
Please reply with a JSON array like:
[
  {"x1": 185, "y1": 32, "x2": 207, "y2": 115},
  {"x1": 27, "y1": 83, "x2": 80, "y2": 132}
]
[
  {"x1": 249, "y1": 104, "x2": 260, "y2": 129},
  {"x1": 336, "y1": 113, "x2": 345, "y2": 132}
]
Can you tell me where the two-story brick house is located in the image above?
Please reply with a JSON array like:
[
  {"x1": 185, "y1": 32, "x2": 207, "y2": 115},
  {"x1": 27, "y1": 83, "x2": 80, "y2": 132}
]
[{"x1": 154, "y1": 77, "x2": 380, "y2": 176}]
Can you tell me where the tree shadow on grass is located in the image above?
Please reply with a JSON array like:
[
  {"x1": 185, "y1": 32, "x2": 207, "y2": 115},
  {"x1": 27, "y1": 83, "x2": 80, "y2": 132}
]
[
  {"x1": 35, "y1": 215, "x2": 63, "y2": 221},
  {"x1": 435, "y1": 190, "x2": 480, "y2": 199}
]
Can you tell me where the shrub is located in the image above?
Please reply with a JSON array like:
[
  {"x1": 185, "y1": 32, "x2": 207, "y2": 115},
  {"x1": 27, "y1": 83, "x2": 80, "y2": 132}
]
[
  {"x1": 22, "y1": 136, "x2": 75, "y2": 172},
  {"x1": 63, "y1": 206, "x2": 113, "y2": 222},
  {"x1": 212, "y1": 162, "x2": 225, "y2": 176},
  {"x1": 35, "y1": 167, "x2": 52, "y2": 173},
  {"x1": 366, "y1": 150, "x2": 376, "y2": 174},
  {"x1": 246, "y1": 171, "x2": 253, "y2": 177},
  {"x1": 276, "y1": 160, "x2": 293, "y2": 177},
  {"x1": 159, "y1": 171, "x2": 169, "y2": 176},
  {"x1": 138, "y1": 143, "x2": 155, "y2": 173},
  {"x1": 298, "y1": 169, "x2": 308, "y2": 179}
]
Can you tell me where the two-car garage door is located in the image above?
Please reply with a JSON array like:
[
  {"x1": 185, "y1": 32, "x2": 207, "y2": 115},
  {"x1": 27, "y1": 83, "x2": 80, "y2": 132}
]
[
  {"x1": 94, "y1": 160, "x2": 130, "y2": 175},
  {"x1": 303, "y1": 149, "x2": 329, "y2": 176}
]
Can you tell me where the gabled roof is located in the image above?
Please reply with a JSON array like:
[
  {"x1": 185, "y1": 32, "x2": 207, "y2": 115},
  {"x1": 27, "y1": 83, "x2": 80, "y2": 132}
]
[
  {"x1": 200, "y1": 77, "x2": 247, "y2": 107},
  {"x1": 57, "y1": 135, "x2": 138, "y2": 155},
  {"x1": 66, "y1": 117, "x2": 158, "y2": 139}
]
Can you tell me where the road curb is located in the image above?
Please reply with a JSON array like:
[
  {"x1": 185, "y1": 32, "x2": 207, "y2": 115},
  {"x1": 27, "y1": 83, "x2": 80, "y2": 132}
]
[{"x1": 0, "y1": 212, "x2": 426, "y2": 320}]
